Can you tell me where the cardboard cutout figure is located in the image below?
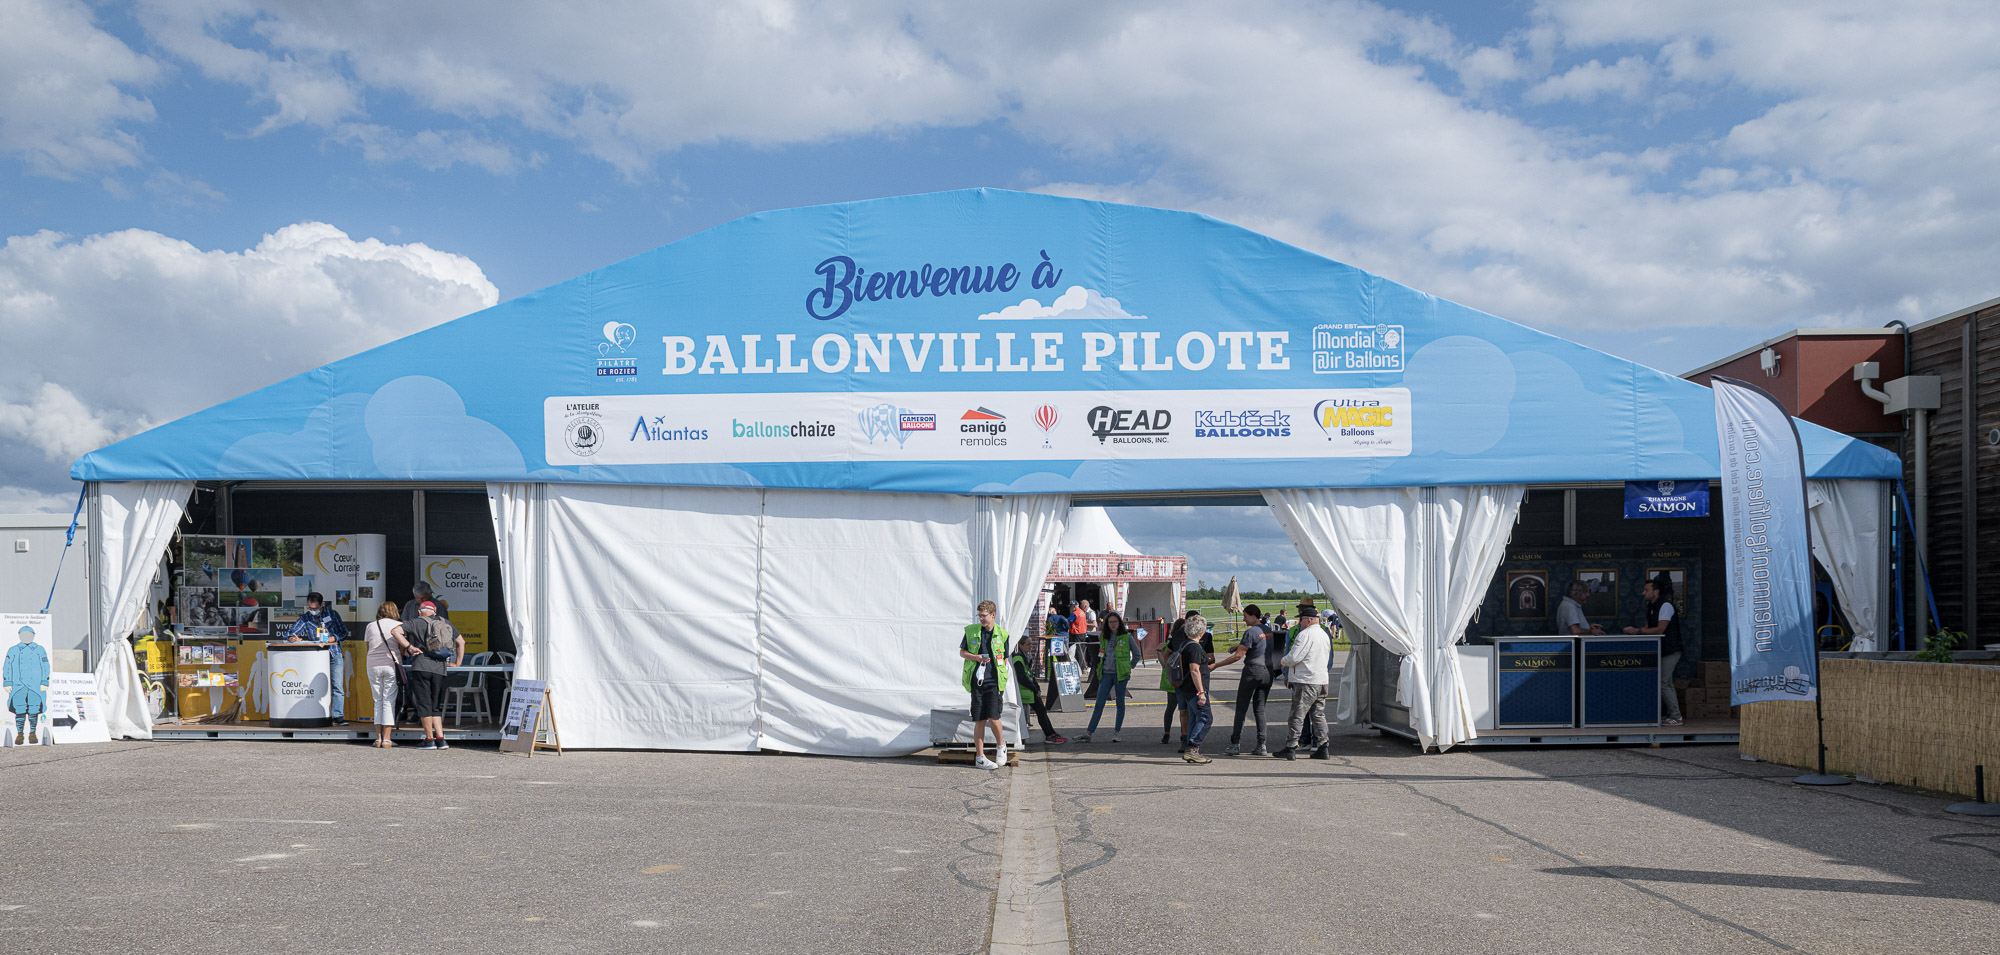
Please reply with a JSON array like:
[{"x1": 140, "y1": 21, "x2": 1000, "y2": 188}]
[{"x1": 4, "y1": 625, "x2": 51, "y2": 745}]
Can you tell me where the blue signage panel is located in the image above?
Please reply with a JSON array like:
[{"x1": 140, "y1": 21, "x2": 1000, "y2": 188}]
[
  {"x1": 1579, "y1": 637, "x2": 1660, "y2": 725},
  {"x1": 1625, "y1": 480, "x2": 1709, "y2": 518},
  {"x1": 1495, "y1": 638, "x2": 1575, "y2": 727}
]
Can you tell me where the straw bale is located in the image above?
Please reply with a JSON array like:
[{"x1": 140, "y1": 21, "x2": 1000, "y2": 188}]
[{"x1": 1741, "y1": 658, "x2": 2000, "y2": 798}]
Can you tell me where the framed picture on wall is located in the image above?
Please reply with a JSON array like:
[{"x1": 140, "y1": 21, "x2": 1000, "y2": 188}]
[
  {"x1": 1576, "y1": 568, "x2": 1618, "y2": 619},
  {"x1": 1506, "y1": 570, "x2": 1549, "y2": 620}
]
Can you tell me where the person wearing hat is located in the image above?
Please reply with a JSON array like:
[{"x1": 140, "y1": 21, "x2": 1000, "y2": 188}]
[
  {"x1": 4, "y1": 624, "x2": 50, "y2": 745},
  {"x1": 286, "y1": 592, "x2": 351, "y2": 723},
  {"x1": 1277, "y1": 604, "x2": 1332, "y2": 760},
  {"x1": 402, "y1": 600, "x2": 464, "y2": 749}
]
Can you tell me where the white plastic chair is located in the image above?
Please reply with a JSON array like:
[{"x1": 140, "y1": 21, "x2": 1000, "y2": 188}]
[
  {"x1": 490, "y1": 651, "x2": 516, "y2": 707},
  {"x1": 444, "y1": 652, "x2": 492, "y2": 726}
]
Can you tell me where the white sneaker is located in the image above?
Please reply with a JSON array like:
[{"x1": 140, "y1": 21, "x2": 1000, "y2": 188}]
[
  {"x1": 974, "y1": 755, "x2": 998, "y2": 770},
  {"x1": 1110, "y1": 734, "x2": 1120, "y2": 743}
]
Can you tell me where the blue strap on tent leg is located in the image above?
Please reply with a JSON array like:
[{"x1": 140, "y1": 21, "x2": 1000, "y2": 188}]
[
  {"x1": 40, "y1": 485, "x2": 86, "y2": 615},
  {"x1": 1895, "y1": 482, "x2": 1943, "y2": 639}
]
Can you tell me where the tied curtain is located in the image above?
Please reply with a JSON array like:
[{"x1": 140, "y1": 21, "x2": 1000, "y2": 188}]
[
  {"x1": 88, "y1": 480, "x2": 195, "y2": 740},
  {"x1": 485, "y1": 484, "x2": 1068, "y2": 756},
  {"x1": 1806, "y1": 479, "x2": 1886, "y2": 652},
  {"x1": 1264, "y1": 485, "x2": 1524, "y2": 751}
]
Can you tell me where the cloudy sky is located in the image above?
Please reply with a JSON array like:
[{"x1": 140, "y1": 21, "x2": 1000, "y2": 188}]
[{"x1": 5, "y1": 1, "x2": 1997, "y2": 589}]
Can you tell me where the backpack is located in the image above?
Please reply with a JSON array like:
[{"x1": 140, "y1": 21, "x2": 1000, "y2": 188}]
[
  {"x1": 414, "y1": 616, "x2": 459, "y2": 661},
  {"x1": 1163, "y1": 639, "x2": 1201, "y2": 689}
]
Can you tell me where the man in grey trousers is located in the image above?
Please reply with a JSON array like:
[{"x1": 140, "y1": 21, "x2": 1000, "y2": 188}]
[{"x1": 1277, "y1": 605, "x2": 1332, "y2": 760}]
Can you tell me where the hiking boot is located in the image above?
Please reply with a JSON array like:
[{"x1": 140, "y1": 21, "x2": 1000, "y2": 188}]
[
  {"x1": 1278, "y1": 747, "x2": 1297, "y2": 761},
  {"x1": 1252, "y1": 744, "x2": 1271, "y2": 757},
  {"x1": 27, "y1": 731, "x2": 37, "y2": 744},
  {"x1": 1309, "y1": 746, "x2": 1330, "y2": 760},
  {"x1": 12, "y1": 731, "x2": 20, "y2": 745},
  {"x1": 1183, "y1": 748, "x2": 1212, "y2": 765},
  {"x1": 1225, "y1": 743, "x2": 1241, "y2": 756}
]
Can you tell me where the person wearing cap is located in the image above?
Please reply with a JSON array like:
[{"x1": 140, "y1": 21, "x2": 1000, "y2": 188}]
[
  {"x1": 286, "y1": 592, "x2": 351, "y2": 723},
  {"x1": 402, "y1": 600, "x2": 464, "y2": 749},
  {"x1": 5, "y1": 624, "x2": 50, "y2": 745},
  {"x1": 1277, "y1": 604, "x2": 1332, "y2": 760}
]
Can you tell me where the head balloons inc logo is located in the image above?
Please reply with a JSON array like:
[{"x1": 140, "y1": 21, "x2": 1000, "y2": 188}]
[
  {"x1": 595, "y1": 321, "x2": 639, "y2": 380},
  {"x1": 1035, "y1": 404, "x2": 1059, "y2": 448}
]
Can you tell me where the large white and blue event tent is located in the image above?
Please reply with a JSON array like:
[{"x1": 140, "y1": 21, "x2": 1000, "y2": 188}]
[{"x1": 74, "y1": 188, "x2": 1900, "y2": 751}]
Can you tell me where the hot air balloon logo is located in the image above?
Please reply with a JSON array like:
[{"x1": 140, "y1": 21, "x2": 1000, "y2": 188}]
[{"x1": 1035, "y1": 405, "x2": 1059, "y2": 448}]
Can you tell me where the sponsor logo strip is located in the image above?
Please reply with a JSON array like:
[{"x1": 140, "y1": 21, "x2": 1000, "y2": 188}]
[{"x1": 543, "y1": 389, "x2": 1409, "y2": 465}]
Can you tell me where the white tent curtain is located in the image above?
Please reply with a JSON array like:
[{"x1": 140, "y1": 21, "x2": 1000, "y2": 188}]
[
  {"x1": 486, "y1": 482, "x2": 545, "y2": 682},
  {"x1": 485, "y1": 485, "x2": 1069, "y2": 756},
  {"x1": 1807, "y1": 479, "x2": 1884, "y2": 652},
  {"x1": 88, "y1": 480, "x2": 194, "y2": 740},
  {"x1": 540, "y1": 484, "x2": 766, "y2": 751},
  {"x1": 1264, "y1": 485, "x2": 1523, "y2": 751},
  {"x1": 973, "y1": 495, "x2": 1072, "y2": 638}
]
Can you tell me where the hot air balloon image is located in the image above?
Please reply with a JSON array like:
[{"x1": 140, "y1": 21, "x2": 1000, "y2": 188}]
[
  {"x1": 603, "y1": 321, "x2": 637, "y2": 352},
  {"x1": 1035, "y1": 404, "x2": 1059, "y2": 448}
]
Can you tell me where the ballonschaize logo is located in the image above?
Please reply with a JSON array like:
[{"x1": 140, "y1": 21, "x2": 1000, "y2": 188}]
[
  {"x1": 961, "y1": 407, "x2": 1007, "y2": 447},
  {"x1": 596, "y1": 321, "x2": 639, "y2": 379},
  {"x1": 1312, "y1": 323, "x2": 1403, "y2": 375},
  {"x1": 1086, "y1": 406, "x2": 1171, "y2": 445}
]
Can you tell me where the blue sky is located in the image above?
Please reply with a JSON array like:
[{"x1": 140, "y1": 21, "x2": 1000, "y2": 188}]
[{"x1": 5, "y1": 1, "x2": 1998, "y2": 590}]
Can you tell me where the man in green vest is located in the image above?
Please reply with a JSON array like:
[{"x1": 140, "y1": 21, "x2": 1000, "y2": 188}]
[{"x1": 958, "y1": 599, "x2": 1010, "y2": 770}]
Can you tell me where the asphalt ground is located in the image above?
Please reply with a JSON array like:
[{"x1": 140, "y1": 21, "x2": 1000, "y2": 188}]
[{"x1": 4, "y1": 668, "x2": 1998, "y2": 955}]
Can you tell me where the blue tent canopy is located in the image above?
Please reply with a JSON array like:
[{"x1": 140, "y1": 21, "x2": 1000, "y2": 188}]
[{"x1": 72, "y1": 189, "x2": 1899, "y2": 492}]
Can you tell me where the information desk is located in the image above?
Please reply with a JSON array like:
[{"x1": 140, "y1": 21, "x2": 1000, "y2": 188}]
[
  {"x1": 266, "y1": 644, "x2": 332, "y2": 728},
  {"x1": 1495, "y1": 638, "x2": 1576, "y2": 727},
  {"x1": 1579, "y1": 637, "x2": 1660, "y2": 726}
]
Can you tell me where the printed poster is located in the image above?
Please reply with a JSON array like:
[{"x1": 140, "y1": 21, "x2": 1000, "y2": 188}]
[
  {"x1": 422, "y1": 555, "x2": 490, "y2": 654},
  {"x1": 501, "y1": 678, "x2": 547, "y2": 741},
  {"x1": 47, "y1": 673, "x2": 111, "y2": 744},
  {"x1": 2, "y1": 613, "x2": 55, "y2": 747}
]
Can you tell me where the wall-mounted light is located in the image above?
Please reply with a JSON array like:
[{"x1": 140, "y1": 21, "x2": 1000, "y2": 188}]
[{"x1": 1759, "y1": 347, "x2": 1781, "y2": 377}]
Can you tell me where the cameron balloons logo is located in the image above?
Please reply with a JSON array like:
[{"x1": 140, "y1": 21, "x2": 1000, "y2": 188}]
[{"x1": 1035, "y1": 405, "x2": 1059, "y2": 448}]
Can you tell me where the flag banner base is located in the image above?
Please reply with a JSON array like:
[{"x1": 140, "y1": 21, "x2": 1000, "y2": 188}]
[{"x1": 1945, "y1": 801, "x2": 2000, "y2": 816}]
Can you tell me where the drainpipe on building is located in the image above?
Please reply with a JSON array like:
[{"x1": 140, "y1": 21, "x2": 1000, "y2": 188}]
[
  {"x1": 1856, "y1": 341, "x2": 1942, "y2": 643},
  {"x1": 1964, "y1": 318, "x2": 1981, "y2": 645}
]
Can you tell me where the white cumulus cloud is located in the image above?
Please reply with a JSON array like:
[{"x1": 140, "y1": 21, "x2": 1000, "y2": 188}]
[
  {"x1": 977, "y1": 286, "x2": 1145, "y2": 321},
  {"x1": 0, "y1": 221, "x2": 497, "y2": 505},
  {"x1": 0, "y1": 0, "x2": 160, "y2": 176}
]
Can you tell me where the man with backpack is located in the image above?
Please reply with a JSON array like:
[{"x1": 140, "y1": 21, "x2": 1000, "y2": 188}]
[
  {"x1": 1278, "y1": 605, "x2": 1332, "y2": 760},
  {"x1": 1008, "y1": 638, "x2": 1068, "y2": 746},
  {"x1": 401, "y1": 601, "x2": 464, "y2": 750},
  {"x1": 1165, "y1": 613, "x2": 1215, "y2": 765}
]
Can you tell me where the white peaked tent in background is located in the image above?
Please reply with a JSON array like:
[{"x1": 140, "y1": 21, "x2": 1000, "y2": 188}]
[{"x1": 1037, "y1": 508, "x2": 1186, "y2": 639}]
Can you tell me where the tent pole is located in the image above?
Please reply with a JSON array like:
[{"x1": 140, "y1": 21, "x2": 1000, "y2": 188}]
[{"x1": 85, "y1": 482, "x2": 103, "y2": 672}]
